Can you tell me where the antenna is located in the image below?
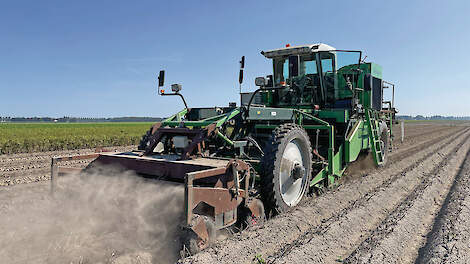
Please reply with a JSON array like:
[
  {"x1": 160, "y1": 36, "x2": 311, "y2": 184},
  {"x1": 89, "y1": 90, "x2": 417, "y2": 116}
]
[{"x1": 361, "y1": 55, "x2": 368, "y2": 63}]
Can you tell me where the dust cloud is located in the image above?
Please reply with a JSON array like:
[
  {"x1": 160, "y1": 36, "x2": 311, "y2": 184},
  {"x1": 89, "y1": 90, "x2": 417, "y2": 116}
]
[
  {"x1": 0, "y1": 166, "x2": 184, "y2": 264},
  {"x1": 343, "y1": 152, "x2": 377, "y2": 181}
]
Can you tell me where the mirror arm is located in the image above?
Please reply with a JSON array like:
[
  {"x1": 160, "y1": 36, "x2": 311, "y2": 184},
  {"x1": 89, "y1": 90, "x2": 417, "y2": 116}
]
[
  {"x1": 161, "y1": 92, "x2": 189, "y2": 109},
  {"x1": 177, "y1": 93, "x2": 189, "y2": 109}
]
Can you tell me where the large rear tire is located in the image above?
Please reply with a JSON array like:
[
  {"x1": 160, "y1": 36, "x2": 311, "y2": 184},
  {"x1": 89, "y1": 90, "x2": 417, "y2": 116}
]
[{"x1": 260, "y1": 124, "x2": 312, "y2": 216}]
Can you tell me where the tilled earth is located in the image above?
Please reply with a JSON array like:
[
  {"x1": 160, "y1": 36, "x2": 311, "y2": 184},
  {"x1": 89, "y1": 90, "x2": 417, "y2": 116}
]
[
  {"x1": 1, "y1": 121, "x2": 469, "y2": 264},
  {"x1": 0, "y1": 146, "x2": 135, "y2": 186},
  {"x1": 182, "y1": 121, "x2": 470, "y2": 264}
]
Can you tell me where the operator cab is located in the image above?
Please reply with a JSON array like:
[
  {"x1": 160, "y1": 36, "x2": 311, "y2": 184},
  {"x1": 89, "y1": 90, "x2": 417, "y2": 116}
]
[{"x1": 260, "y1": 43, "x2": 362, "y2": 110}]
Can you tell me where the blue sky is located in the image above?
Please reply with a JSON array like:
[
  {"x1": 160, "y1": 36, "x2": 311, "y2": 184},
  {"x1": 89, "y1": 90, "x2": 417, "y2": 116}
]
[{"x1": 1, "y1": 0, "x2": 469, "y2": 117}]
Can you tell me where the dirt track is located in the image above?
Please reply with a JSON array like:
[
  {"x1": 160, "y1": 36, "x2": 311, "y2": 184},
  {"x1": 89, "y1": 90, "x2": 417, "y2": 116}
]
[{"x1": 1, "y1": 121, "x2": 470, "y2": 264}]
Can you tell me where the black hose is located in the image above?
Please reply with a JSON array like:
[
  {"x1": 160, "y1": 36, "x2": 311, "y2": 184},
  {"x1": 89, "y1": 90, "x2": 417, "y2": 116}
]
[
  {"x1": 245, "y1": 86, "x2": 286, "y2": 117},
  {"x1": 245, "y1": 136, "x2": 264, "y2": 156}
]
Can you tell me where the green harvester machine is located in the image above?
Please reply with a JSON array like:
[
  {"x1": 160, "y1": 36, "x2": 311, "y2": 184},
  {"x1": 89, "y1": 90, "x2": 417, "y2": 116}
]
[{"x1": 51, "y1": 43, "x2": 396, "y2": 253}]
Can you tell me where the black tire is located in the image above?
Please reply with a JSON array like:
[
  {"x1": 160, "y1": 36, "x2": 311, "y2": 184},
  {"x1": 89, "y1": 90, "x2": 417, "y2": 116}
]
[
  {"x1": 138, "y1": 127, "x2": 153, "y2": 150},
  {"x1": 260, "y1": 123, "x2": 312, "y2": 216},
  {"x1": 378, "y1": 121, "x2": 390, "y2": 167}
]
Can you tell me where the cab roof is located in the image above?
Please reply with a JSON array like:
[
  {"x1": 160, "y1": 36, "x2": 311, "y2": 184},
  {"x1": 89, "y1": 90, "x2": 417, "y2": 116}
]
[{"x1": 261, "y1": 43, "x2": 336, "y2": 58}]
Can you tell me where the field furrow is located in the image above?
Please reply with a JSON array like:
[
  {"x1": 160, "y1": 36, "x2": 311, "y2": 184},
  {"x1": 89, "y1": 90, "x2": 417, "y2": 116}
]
[
  {"x1": 267, "y1": 129, "x2": 470, "y2": 264},
  {"x1": 344, "y1": 132, "x2": 470, "y2": 263},
  {"x1": 1, "y1": 122, "x2": 469, "y2": 264},
  {"x1": 183, "y1": 126, "x2": 470, "y2": 264},
  {"x1": 0, "y1": 146, "x2": 135, "y2": 186},
  {"x1": 415, "y1": 146, "x2": 470, "y2": 263}
]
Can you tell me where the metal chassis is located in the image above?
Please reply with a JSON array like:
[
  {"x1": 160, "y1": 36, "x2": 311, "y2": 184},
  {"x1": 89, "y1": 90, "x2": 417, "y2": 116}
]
[{"x1": 155, "y1": 104, "x2": 392, "y2": 188}]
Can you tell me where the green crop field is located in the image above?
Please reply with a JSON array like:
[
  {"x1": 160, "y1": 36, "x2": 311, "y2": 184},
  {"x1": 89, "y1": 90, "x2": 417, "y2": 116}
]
[{"x1": 0, "y1": 123, "x2": 153, "y2": 154}]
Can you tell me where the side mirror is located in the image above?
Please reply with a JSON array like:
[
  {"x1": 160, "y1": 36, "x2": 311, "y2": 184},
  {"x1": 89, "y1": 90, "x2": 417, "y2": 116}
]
[
  {"x1": 158, "y1": 70, "x2": 165, "y2": 87},
  {"x1": 255, "y1": 77, "x2": 267, "y2": 87},
  {"x1": 239, "y1": 56, "x2": 245, "y2": 84}
]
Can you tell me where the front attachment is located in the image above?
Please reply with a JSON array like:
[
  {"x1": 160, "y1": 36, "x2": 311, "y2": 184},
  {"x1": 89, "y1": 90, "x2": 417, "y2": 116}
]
[
  {"x1": 51, "y1": 151, "x2": 264, "y2": 254},
  {"x1": 183, "y1": 159, "x2": 264, "y2": 253}
]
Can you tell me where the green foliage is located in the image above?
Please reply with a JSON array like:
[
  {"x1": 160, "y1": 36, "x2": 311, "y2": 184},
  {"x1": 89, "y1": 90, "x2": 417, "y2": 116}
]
[
  {"x1": 0, "y1": 122, "x2": 153, "y2": 154},
  {"x1": 253, "y1": 254, "x2": 266, "y2": 264}
]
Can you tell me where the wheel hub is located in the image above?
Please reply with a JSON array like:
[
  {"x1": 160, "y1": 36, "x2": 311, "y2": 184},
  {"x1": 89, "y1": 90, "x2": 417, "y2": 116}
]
[
  {"x1": 291, "y1": 163, "x2": 305, "y2": 180},
  {"x1": 279, "y1": 140, "x2": 308, "y2": 206}
]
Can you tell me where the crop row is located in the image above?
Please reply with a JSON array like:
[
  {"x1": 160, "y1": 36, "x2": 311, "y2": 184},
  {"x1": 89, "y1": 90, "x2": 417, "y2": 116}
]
[{"x1": 0, "y1": 123, "x2": 153, "y2": 154}]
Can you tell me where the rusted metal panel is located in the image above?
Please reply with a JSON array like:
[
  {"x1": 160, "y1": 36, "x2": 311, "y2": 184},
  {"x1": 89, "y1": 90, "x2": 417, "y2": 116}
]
[
  {"x1": 50, "y1": 150, "x2": 256, "y2": 238},
  {"x1": 178, "y1": 157, "x2": 228, "y2": 167},
  {"x1": 191, "y1": 187, "x2": 242, "y2": 215},
  {"x1": 190, "y1": 216, "x2": 209, "y2": 245},
  {"x1": 188, "y1": 167, "x2": 227, "y2": 180},
  {"x1": 50, "y1": 153, "x2": 101, "y2": 194},
  {"x1": 50, "y1": 158, "x2": 58, "y2": 195},
  {"x1": 92, "y1": 154, "x2": 225, "y2": 181},
  {"x1": 184, "y1": 159, "x2": 252, "y2": 228},
  {"x1": 53, "y1": 153, "x2": 100, "y2": 162}
]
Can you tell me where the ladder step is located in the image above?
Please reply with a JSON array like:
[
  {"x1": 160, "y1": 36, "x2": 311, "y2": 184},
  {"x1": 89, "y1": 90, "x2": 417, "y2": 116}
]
[{"x1": 367, "y1": 110, "x2": 385, "y2": 165}]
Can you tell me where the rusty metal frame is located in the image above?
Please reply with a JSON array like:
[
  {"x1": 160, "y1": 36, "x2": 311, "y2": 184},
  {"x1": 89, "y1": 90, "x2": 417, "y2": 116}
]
[
  {"x1": 51, "y1": 152, "x2": 255, "y2": 225},
  {"x1": 183, "y1": 159, "x2": 255, "y2": 251},
  {"x1": 184, "y1": 160, "x2": 250, "y2": 226},
  {"x1": 51, "y1": 153, "x2": 254, "y2": 227},
  {"x1": 50, "y1": 153, "x2": 101, "y2": 193},
  {"x1": 50, "y1": 149, "x2": 260, "y2": 253},
  {"x1": 191, "y1": 215, "x2": 210, "y2": 247}
]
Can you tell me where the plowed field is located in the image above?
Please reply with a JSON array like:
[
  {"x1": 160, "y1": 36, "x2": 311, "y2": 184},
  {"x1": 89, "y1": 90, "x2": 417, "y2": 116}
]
[{"x1": 1, "y1": 121, "x2": 469, "y2": 264}]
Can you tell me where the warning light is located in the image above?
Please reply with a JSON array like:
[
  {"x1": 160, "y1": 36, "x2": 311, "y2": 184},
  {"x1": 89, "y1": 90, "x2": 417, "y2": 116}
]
[
  {"x1": 285, "y1": 44, "x2": 290, "y2": 47},
  {"x1": 160, "y1": 89, "x2": 165, "y2": 94}
]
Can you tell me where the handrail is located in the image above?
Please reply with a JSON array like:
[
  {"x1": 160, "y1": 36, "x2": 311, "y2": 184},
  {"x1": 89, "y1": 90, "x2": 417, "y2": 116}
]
[{"x1": 293, "y1": 110, "x2": 331, "y2": 127}]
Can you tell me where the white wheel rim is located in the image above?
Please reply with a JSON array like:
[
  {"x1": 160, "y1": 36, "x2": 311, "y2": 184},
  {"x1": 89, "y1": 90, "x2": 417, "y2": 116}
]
[{"x1": 279, "y1": 139, "x2": 308, "y2": 206}]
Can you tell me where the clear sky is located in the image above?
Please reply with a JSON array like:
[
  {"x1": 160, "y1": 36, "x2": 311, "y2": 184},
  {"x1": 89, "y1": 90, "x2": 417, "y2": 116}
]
[{"x1": 1, "y1": 0, "x2": 469, "y2": 117}]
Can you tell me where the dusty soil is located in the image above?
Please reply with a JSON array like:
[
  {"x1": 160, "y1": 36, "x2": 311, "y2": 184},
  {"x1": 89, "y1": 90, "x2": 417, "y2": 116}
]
[
  {"x1": 0, "y1": 168, "x2": 184, "y2": 264},
  {"x1": 181, "y1": 121, "x2": 470, "y2": 264},
  {"x1": 415, "y1": 144, "x2": 470, "y2": 263},
  {"x1": 1, "y1": 121, "x2": 469, "y2": 264}
]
